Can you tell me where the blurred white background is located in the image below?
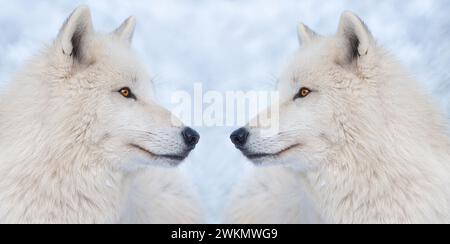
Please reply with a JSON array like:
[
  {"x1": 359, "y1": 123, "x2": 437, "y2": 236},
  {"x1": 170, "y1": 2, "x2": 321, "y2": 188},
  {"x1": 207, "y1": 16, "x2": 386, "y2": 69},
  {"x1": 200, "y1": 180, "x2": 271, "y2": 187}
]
[{"x1": 0, "y1": 0, "x2": 449, "y2": 223}]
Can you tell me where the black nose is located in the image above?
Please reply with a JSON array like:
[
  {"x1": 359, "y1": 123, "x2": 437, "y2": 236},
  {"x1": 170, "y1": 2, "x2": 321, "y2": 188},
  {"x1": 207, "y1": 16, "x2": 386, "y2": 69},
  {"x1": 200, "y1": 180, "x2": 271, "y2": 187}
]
[
  {"x1": 182, "y1": 127, "x2": 200, "y2": 149},
  {"x1": 230, "y1": 128, "x2": 249, "y2": 147}
]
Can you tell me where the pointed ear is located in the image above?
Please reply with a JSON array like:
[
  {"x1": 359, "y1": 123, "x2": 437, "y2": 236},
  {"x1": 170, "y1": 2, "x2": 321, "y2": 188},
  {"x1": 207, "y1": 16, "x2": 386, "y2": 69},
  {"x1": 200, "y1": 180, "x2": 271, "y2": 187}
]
[
  {"x1": 336, "y1": 11, "x2": 374, "y2": 63},
  {"x1": 113, "y1": 16, "x2": 136, "y2": 44},
  {"x1": 57, "y1": 6, "x2": 93, "y2": 62},
  {"x1": 297, "y1": 23, "x2": 319, "y2": 45}
]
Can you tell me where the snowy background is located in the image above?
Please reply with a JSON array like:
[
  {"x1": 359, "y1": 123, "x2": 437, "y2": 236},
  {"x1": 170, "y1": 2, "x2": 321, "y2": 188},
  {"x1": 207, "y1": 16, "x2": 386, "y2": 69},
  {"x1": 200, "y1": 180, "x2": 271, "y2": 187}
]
[{"x1": 0, "y1": 0, "x2": 449, "y2": 223}]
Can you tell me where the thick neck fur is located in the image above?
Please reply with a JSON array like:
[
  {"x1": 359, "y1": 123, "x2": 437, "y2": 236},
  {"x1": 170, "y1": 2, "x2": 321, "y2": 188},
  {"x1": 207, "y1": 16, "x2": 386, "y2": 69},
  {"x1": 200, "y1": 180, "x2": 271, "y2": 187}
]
[
  {"x1": 304, "y1": 50, "x2": 450, "y2": 224},
  {"x1": 0, "y1": 48, "x2": 130, "y2": 224}
]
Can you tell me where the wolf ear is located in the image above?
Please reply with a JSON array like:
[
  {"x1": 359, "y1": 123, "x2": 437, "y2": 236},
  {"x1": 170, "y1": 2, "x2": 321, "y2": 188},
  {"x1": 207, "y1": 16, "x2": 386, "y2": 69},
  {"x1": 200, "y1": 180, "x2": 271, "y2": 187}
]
[
  {"x1": 336, "y1": 11, "x2": 373, "y2": 63},
  {"x1": 113, "y1": 16, "x2": 136, "y2": 44},
  {"x1": 57, "y1": 6, "x2": 93, "y2": 62},
  {"x1": 297, "y1": 23, "x2": 319, "y2": 45}
]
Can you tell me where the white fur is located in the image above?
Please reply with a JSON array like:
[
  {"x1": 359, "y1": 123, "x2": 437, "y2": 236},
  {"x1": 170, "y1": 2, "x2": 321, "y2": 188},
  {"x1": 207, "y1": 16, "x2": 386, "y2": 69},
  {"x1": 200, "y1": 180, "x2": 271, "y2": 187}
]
[
  {"x1": 226, "y1": 11, "x2": 450, "y2": 224},
  {"x1": 121, "y1": 168, "x2": 204, "y2": 224},
  {"x1": 224, "y1": 167, "x2": 321, "y2": 224},
  {"x1": 0, "y1": 6, "x2": 202, "y2": 224}
]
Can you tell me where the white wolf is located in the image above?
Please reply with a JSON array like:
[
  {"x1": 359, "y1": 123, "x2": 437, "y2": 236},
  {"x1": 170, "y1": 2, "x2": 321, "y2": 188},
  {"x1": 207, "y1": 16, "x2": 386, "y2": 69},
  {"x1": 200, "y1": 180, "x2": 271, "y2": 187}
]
[
  {"x1": 226, "y1": 11, "x2": 450, "y2": 224},
  {"x1": 0, "y1": 6, "x2": 203, "y2": 224}
]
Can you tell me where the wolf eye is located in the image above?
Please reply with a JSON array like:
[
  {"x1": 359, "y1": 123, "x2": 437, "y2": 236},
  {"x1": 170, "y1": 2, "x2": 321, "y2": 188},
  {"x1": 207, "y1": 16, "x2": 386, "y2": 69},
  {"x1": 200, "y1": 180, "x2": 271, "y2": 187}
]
[
  {"x1": 118, "y1": 87, "x2": 136, "y2": 100},
  {"x1": 294, "y1": 87, "x2": 311, "y2": 100}
]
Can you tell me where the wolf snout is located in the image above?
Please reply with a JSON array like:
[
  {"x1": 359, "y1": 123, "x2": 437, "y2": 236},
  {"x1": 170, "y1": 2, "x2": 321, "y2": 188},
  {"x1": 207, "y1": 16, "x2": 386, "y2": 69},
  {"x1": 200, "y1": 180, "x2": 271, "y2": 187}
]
[
  {"x1": 230, "y1": 127, "x2": 250, "y2": 148},
  {"x1": 182, "y1": 127, "x2": 200, "y2": 149}
]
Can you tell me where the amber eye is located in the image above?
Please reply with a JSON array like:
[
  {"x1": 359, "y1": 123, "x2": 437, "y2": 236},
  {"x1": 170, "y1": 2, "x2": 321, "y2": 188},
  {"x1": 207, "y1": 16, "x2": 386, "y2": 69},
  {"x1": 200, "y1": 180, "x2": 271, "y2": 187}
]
[
  {"x1": 294, "y1": 87, "x2": 311, "y2": 100},
  {"x1": 118, "y1": 87, "x2": 136, "y2": 100},
  {"x1": 120, "y1": 88, "x2": 130, "y2": 97}
]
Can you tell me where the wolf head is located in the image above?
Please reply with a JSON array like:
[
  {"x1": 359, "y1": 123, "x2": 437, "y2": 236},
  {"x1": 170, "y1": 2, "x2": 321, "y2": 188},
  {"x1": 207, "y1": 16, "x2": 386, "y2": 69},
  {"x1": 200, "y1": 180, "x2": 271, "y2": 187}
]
[
  {"x1": 231, "y1": 11, "x2": 448, "y2": 170},
  {"x1": 0, "y1": 6, "x2": 199, "y2": 169}
]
